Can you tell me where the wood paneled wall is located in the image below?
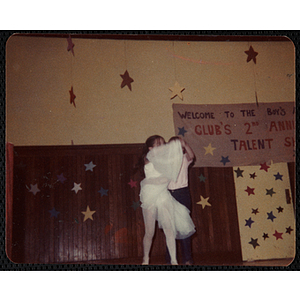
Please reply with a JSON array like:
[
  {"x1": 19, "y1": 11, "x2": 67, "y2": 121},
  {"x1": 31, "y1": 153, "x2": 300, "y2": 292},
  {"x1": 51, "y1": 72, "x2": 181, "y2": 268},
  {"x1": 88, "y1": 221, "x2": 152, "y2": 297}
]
[{"x1": 8, "y1": 143, "x2": 244, "y2": 264}]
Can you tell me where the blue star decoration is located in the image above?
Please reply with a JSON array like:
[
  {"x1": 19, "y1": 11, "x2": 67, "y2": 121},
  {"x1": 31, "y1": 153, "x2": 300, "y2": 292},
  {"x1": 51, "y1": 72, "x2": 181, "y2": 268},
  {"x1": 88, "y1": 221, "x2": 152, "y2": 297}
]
[
  {"x1": 234, "y1": 167, "x2": 244, "y2": 178},
  {"x1": 249, "y1": 238, "x2": 260, "y2": 249},
  {"x1": 84, "y1": 161, "x2": 96, "y2": 172},
  {"x1": 98, "y1": 187, "x2": 108, "y2": 197},
  {"x1": 49, "y1": 207, "x2": 60, "y2": 218},
  {"x1": 198, "y1": 174, "x2": 206, "y2": 182},
  {"x1": 245, "y1": 217, "x2": 254, "y2": 228},
  {"x1": 267, "y1": 211, "x2": 276, "y2": 222},
  {"x1": 266, "y1": 188, "x2": 276, "y2": 197},
  {"x1": 178, "y1": 126, "x2": 187, "y2": 137},
  {"x1": 274, "y1": 172, "x2": 283, "y2": 181},
  {"x1": 57, "y1": 173, "x2": 67, "y2": 183},
  {"x1": 131, "y1": 201, "x2": 141, "y2": 211},
  {"x1": 220, "y1": 156, "x2": 230, "y2": 166}
]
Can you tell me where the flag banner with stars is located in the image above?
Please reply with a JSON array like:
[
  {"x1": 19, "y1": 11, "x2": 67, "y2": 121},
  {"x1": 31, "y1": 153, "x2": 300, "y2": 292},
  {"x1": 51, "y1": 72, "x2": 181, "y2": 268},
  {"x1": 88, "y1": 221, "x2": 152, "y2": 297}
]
[{"x1": 172, "y1": 102, "x2": 295, "y2": 168}]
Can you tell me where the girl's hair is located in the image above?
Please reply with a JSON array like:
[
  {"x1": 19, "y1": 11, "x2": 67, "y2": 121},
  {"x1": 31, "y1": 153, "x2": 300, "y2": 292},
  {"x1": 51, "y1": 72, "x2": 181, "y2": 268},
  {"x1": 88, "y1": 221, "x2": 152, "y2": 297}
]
[
  {"x1": 133, "y1": 135, "x2": 165, "y2": 178},
  {"x1": 168, "y1": 136, "x2": 180, "y2": 143}
]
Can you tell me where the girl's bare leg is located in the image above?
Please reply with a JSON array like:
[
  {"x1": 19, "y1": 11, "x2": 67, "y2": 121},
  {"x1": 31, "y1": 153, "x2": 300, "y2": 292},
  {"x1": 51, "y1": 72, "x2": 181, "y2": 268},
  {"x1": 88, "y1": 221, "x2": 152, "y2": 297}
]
[{"x1": 142, "y1": 209, "x2": 156, "y2": 265}]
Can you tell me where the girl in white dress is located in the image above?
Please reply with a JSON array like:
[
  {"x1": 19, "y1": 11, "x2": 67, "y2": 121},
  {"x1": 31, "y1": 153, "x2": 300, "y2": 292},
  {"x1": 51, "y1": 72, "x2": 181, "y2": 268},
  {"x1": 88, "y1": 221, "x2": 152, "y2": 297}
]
[{"x1": 139, "y1": 135, "x2": 196, "y2": 265}]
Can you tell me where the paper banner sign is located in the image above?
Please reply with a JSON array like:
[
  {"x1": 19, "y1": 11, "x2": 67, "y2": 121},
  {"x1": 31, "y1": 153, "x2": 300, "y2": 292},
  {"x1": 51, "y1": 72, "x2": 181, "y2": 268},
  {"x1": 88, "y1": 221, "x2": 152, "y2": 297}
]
[{"x1": 173, "y1": 102, "x2": 295, "y2": 167}]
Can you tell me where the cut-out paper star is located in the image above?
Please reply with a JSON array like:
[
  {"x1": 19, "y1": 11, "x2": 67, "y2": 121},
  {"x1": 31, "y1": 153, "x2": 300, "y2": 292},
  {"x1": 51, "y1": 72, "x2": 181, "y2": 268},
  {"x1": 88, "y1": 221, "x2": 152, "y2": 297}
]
[
  {"x1": 266, "y1": 188, "x2": 276, "y2": 197},
  {"x1": 57, "y1": 173, "x2": 67, "y2": 183},
  {"x1": 67, "y1": 36, "x2": 75, "y2": 56},
  {"x1": 245, "y1": 186, "x2": 255, "y2": 196},
  {"x1": 260, "y1": 162, "x2": 270, "y2": 172},
  {"x1": 220, "y1": 156, "x2": 230, "y2": 166},
  {"x1": 84, "y1": 161, "x2": 96, "y2": 172},
  {"x1": 286, "y1": 226, "x2": 293, "y2": 234},
  {"x1": 274, "y1": 172, "x2": 283, "y2": 181},
  {"x1": 250, "y1": 172, "x2": 257, "y2": 179},
  {"x1": 49, "y1": 207, "x2": 60, "y2": 218},
  {"x1": 249, "y1": 238, "x2": 260, "y2": 249},
  {"x1": 69, "y1": 86, "x2": 76, "y2": 107},
  {"x1": 120, "y1": 70, "x2": 134, "y2": 91},
  {"x1": 263, "y1": 233, "x2": 269, "y2": 240},
  {"x1": 178, "y1": 126, "x2": 187, "y2": 137},
  {"x1": 128, "y1": 179, "x2": 137, "y2": 188},
  {"x1": 252, "y1": 208, "x2": 259, "y2": 215},
  {"x1": 131, "y1": 201, "x2": 141, "y2": 211},
  {"x1": 81, "y1": 205, "x2": 96, "y2": 222},
  {"x1": 245, "y1": 46, "x2": 258, "y2": 64},
  {"x1": 98, "y1": 187, "x2": 108, "y2": 197},
  {"x1": 29, "y1": 184, "x2": 40, "y2": 195},
  {"x1": 267, "y1": 211, "x2": 276, "y2": 222},
  {"x1": 72, "y1": 182, "x2": 82, "y2": 194},
  {"x1": 198, "y1": 174, "x2": 206, "y2": 182},
  {"x1": 169, "y1": 81, "x2": 185, "y2": 100},
  {"x1": 204, "y1": 143, "x2": 216, "y2": 156},
  {"x1": 197, "y1": 195, "x2": 211, "y2": 209},
  {"x1": 277, "y1": 206, "x2": 284, "y2": 213},
  {"x1": 245, "y1": 217, "x2": 254, "y2": 228},
  {"x1": 273, "y1": 230, "x2": 283, "y2": 240},
  {"x1": 234, "y1": 167, "x2": 244, "y2": 178}
]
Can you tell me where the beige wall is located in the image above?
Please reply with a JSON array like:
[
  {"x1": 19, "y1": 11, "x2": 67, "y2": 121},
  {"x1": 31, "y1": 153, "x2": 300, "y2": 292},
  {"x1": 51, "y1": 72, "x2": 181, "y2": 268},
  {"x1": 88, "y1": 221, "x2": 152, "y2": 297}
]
[{"x1": 6, "y1": 35, "x2": 295, "y2": 146}]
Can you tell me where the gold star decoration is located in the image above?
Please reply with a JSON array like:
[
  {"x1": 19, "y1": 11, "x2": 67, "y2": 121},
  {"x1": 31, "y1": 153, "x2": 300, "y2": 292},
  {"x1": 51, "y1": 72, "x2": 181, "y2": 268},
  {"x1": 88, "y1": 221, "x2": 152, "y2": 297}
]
[
  {"x1": 169, "y1": 81, "x2": 185, "y2": 100},
  {"x1": 197, "y1": 195, "x2": 211, "y2": 209},
  {"x1": 81, "y1": 205, "x2": 96, "y2": 222},
  {"x1": 204, "y1": 143, "x2": 216, "y2": 155}
]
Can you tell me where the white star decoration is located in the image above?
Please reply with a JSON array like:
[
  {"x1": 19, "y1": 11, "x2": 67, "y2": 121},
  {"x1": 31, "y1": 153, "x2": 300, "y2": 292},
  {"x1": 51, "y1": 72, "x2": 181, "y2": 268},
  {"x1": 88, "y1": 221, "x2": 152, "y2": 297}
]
[
  {"x1": 28, "y1": 184, "x2": 40, "y2": 195},
  {"x1": 197, "y1": 195, "x2": 211, "y2": 209},
  {"x1": 72, "y1": 182, "x2": 82, "y2": 194},
  {"x1": 84, "y1": 161, "x2": 96, "y2": 172},
  {"x1": 169, "y1": 81, "x2": 185, "y2": 100}
]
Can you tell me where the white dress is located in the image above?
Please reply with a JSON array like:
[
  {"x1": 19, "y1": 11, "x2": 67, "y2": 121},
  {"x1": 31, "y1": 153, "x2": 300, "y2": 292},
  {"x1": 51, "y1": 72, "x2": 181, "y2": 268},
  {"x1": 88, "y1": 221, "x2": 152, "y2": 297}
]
[{"x1": 139, "y1": 140, "x2": 196, "y2": 239}]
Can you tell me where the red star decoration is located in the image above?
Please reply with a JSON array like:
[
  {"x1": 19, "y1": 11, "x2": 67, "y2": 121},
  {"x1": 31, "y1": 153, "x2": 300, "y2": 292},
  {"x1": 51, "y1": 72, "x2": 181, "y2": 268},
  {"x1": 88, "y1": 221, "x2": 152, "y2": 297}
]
[
  {"x1": 245, "y1": 186, "x2": 255, "y2": 196},
  {"x1": 286, "y1": 226, "x2": 293, "y2": 234},
  {"x1": 69, "y1": 86, "x2": 76, "y2": 107},
  {"x1": 128, "y1": 178, "x2": 137, "y2": 188},
  {"x1": 273, "y1": 230, "x2": 283, "y2": 240},
  {"x1": 120, "y1": 70, "x2": 134, "y2": 91},
  {"x1": 249, "y1": 172, "x2": 257, "y2": 179},
  {"x1": 67, "y1": 36, "x2": 75, "y2": 56},
  {"x1": 260, "y1": 162, "x2": 270, "y2": 172},
  {"x1": 245, "y1": 46, "x2": 258, "y2": 64}
]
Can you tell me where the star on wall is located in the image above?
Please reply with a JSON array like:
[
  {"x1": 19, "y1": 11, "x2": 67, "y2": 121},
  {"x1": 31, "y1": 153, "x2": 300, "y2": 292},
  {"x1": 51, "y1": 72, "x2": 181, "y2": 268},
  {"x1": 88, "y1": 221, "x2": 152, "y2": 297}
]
[
  {"x1": 49, "y1": 207, "x2": 60, "y2": 218},
  {"x1": 178, "y1": 126, "x2": 187, "y2": 137},
  {"x1": 266, "y1": 188, "x2": 276, "y2": 197},
  {"x1": 252, "y1": 208, "x2": 259, "y2": 215},
  {"x1": 84, "y1": 161, "x2": 96, "y2": 172},
  {"x1": 204, "y1": 143, "x2": 216, "y2": 155},
  {"x1": 169, "y1": 81, "x2": 185, "y2": 100},
  {"x1": 198, "y1": 174, "x2": 206, "y2": 182},
  {"x1": 98, "y1": 187, "x2": 108, "y2": 197},
  {"x1": 260, "y1": 162, "x2": 270, "y2": 172},
  {"x1": 128, "y1": 179, "x2": 137, "y2": 188},
  {"x1": 273, "y1": 230, "x2": 283, "y2": 240},
  {"x1": 67, "y1": 36, "x2": 75, "y2": 56},
  {"x1": 120, "y1": 70, "x2": 134, "y2": 91},
  {"x1": 220, "y1": 156, "x2": 230, "y2": 166},
  {"x1": 267, "y1": 211, "x2": 276, "y2": 222},
  {"x1": 245, "y1": 46, "x2": 258, "y2": 64},
  {"x1": 286, "y1": 226, "x2": 293, "y2": 234},
  {"x1": 276, "y1": 206, "x2": 284, "y2": 213},
  {"x1": 249, "y1": 238, "x2": 260, "y2": 249},
  {"x1": 197, "y1": 195, "x2": 211, "y2": 209},
  {"x1": 234, "y1": 167, "x2": 244, "y2": 178},
  {"x1": 274, "y1": 172, "x2": 283, "y2": 181},
  {"x1": 69, "y1": 86, "x2": 76, "y2": 107},
  {"x1": 131, "y1": 201, "x2": 141, "y2": 211},
  {"x1": 263, "y1": 233, "x2": 269, "y2": 240},
  {"x1": 72, "y1": 182, "x2": 82, "y2": 194},
  {"x1": 245, "y1": 217, "x2": 255, "y2": 228},
  {"x1": 81, "y1": 205, "x2": 96, "y2": 222},
  {"x1": 29, "y1": 184, "x2": 40, "y2": 195},
  {"x1": 57, "y1": 173, "x2": 67, "y2": 183},
  {"x1": 249, "y1": 172, "x2": 257, "y2": 179},
  {"x1": 245, "y1": 186, "x2": 255, "y2": 196}
]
